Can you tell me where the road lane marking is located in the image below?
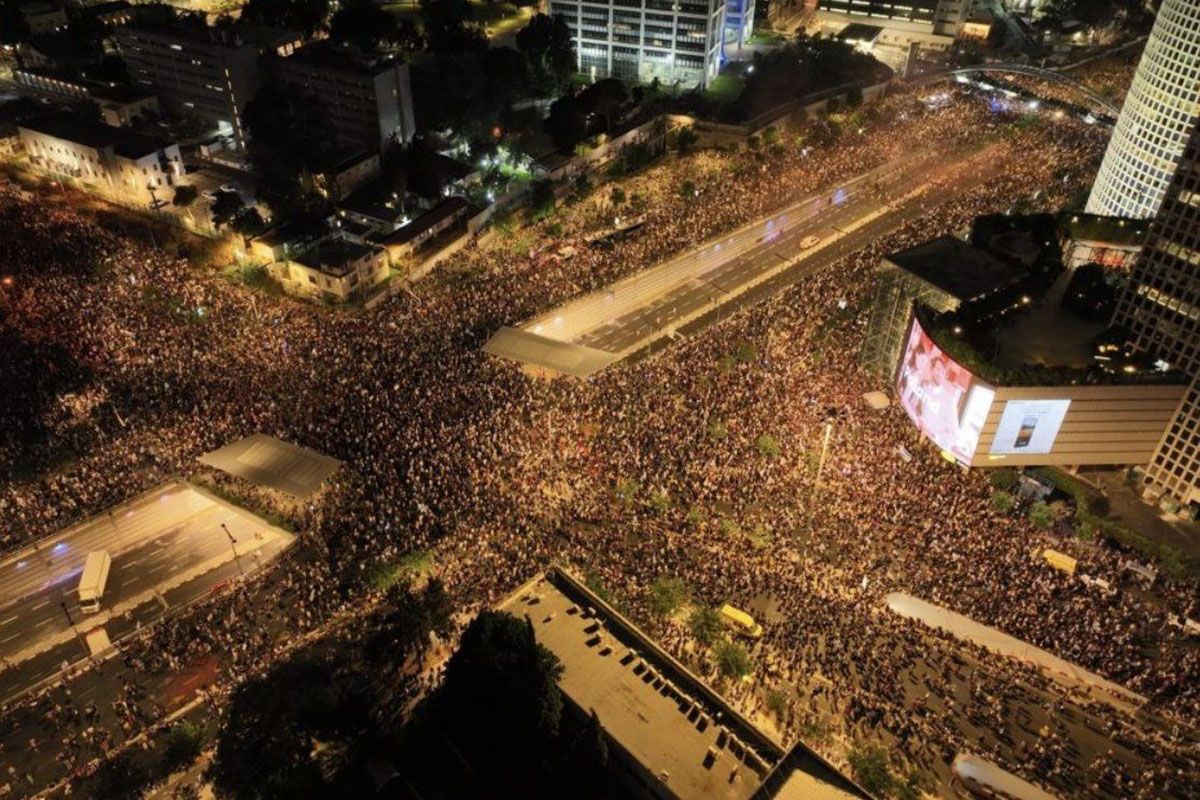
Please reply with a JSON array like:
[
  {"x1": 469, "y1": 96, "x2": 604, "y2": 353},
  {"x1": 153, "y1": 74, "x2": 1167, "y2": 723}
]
[{"x1": 0, "y1": 616, "x2": 17, "y2": 626}]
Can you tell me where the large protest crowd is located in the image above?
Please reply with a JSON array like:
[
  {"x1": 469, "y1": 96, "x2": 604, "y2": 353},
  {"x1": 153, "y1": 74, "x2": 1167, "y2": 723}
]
[{"x1": 1, "y1": 75, "x2": 1197, "y2": 798}]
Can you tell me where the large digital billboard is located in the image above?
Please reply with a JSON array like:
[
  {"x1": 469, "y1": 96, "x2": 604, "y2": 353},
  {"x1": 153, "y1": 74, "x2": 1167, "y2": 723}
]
[
  {"x1": 897, "y1": 319, "x2": 995, "y2": 464},
  {"x1": 989, "y1": 399, "x2": 1072, "y2": 455}
]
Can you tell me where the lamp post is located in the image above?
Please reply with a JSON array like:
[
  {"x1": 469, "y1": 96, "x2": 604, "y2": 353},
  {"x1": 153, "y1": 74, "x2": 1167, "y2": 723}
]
[
  {"x1": 221, "y1": 523, "x2": 245, "y2": 578},
  {"x1": 812, "y1": 407, "x2": 839, "y2": 499}
]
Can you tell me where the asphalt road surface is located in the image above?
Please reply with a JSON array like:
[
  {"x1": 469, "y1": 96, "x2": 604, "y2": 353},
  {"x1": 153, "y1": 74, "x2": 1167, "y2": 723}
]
[
  {"x1": 0, "y1": 483, "x2": 292, "y2": 701},
  {"x1": 521, "y1": 143, "x2": 1003, "y2": 366}
]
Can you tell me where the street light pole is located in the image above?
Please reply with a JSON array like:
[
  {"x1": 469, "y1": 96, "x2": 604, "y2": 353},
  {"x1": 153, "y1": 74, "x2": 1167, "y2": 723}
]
[{"x1": 221, "y1": 523, "x2": 245, "y2": 578}]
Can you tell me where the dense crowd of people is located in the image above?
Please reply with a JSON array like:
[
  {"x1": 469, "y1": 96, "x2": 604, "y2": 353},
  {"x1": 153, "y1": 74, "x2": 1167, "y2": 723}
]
[{"x1": 0, "y1": 75, "x2": 1197, "y2": 798}]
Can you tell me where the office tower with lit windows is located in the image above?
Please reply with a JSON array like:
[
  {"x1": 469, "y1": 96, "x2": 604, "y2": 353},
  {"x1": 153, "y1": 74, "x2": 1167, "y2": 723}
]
[
  {"x1": 549, "y1": 0, "x2": 726, "y2": 89},
  {"x1": 1086, "y1": 0, "x2": 1200, "y2": 220},
  {"x1": 1115, "y1": 122, "x2": 1200, "y2": 508}
]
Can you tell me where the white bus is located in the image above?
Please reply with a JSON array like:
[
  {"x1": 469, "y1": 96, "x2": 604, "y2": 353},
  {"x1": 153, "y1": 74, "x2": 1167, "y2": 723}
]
[{"x1": 78, "y1": 550, "x2": 112, "y2": 614}]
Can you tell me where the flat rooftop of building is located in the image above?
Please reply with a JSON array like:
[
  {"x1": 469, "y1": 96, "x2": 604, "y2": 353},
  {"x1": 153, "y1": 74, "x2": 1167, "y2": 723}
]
[
  {"x1": 380, "y1": 196, "x2": 468, "y2": 247},
  {"x1": 1060, "y1": 211, "x2": 1147, "y2": 246},
  {"x1": 18, "y1": 115, "x2": 169, "y2": 158},
  {"x1": 886, "y1": 236, "x2": 1028, "y2": 302},
  {"x1": 198, "y1": 434, "x2": 341, "y2": 498},
  {"x1": 293, "y1": 237, "x2": 378, "y2": 276},
  {"x1": 500, "y1": 570, "x2": 868, "y2": 799},
  {"x1": 279, "y1": 40, "x2": 402, "y2": 75},
  {"x1": 500, "y1": 570, "x2": 783, "y2": 800},
  {"x1": 483, "y1": 327, "x2": 621, "y2": 378}
]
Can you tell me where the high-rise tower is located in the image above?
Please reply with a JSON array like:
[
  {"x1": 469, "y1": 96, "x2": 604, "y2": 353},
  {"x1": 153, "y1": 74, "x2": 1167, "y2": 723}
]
[
  {"x1": 1086, "y1": 0, "x2": 1200, "y2": 220},
  {"x1": 1114, "y1": 121, "x2": 1200, "y2": 507}
]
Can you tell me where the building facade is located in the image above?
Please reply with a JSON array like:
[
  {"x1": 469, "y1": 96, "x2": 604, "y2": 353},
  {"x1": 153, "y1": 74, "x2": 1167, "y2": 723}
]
[
  {"x1": 817, "y1": 0, "x2": 970, "y2": 49},
  {"x1": 271, "y1": 43, "x2": 416, "y2": 153},
  {"x1": 18, "y1": 117, "x2": 183, "y2": 204},
  {"x1": 1114, "y1": 124, "x2": 1200, "y2": 508},
  {"x1": 1086, "y1": 0, "x2": 1200, "y2": 220},
  {"x1": 549, "y1": 0, "x2": 726, "y2": 89},
  {"x1": 113, "y1": 21, "x2": 263, "y2": 147},
  {"x1": 723, "y1": 0, "x2": 754, "y2": 49}
]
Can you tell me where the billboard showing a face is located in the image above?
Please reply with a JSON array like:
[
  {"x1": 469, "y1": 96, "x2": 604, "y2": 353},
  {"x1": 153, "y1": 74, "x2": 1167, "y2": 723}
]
[
  {"x1": 989, "y1": 399, "x2": 1072, "y2": 455},
  {"x1": 897, "y1": 319, "x2": 995, "y2": 464}
]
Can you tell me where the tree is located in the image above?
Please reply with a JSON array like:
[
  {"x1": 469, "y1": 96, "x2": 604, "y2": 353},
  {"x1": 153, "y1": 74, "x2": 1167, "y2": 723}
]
[
  {"x1": 329, "y1": 0, "x2": 398, "y2": 50},
  {"x1": 208, "y1": 656, "x2": 368, "y2": 800},
  {"x1": 173, "y1": 185, "x2": 199, "y2": 207},
  {"x1": 1028, "y1": 501, "x2": 1054, "y2": 530},
  {"x1": 847, "y1": 744, "x2": 895, "y2": 797},
  {"x1": 992, "y1": 491, "x2": 1016, "y2": 515},
  {"x1": 756, "y1": 434, "x2": 781, "y2": 459},
  {"x1": 648, "y1": 576, "x2": 690, "y2": 617},
  {"x1": 688, "y1": 605, "x2": 722, "y2": 645},
  {"x1": 545, "y1": 93, "x2": 586, "y2": 154},
  {"x1": 482, "y1": 46, "x2": 532, "y2": 116},
  {"x1": 530, "y1": 179, "x2": 556, "y2": 220},
  {"x1": 243, "y1": 82, "x2": 339, "y2": 215},
  {"x1": 988, "y1": 467, "x2": 1018, "y2": 490},
  {"x1": 421, "y1": 0, "x2": 487, "y2": 55},
  {"x1": 395, "y1": 18, "x2": 425, "y2": 53},
  {"x1": 715, "y1": 641, "x2": 752, "y2": 680},
  {"x1": 674, "y1": 126, "x2": 698, "y2": 153},
  {"x1": 231, "y1": 208, "x2": 265, "y2": 238},
  {"x1": 516, "y1": 13, "x2": 574, "y2": 90},
  {"x1": 162, "y1": 720, "x2": 205, "y2": 774},
  {"x1": 92, "y1": 751, "x2": 151, "y2": 800},
  {"x1": 241, "y1": 0, "x2": 330, "y2": 36},
  {"x1": 441, "y1": 611, "x2": 565, "y2": 745},
  {"x1": 210, "y1": 190, "x2": 245, "y2": 230},
  {"x1": 609, "y1": 186, "x2": 626, "y2": 207}
]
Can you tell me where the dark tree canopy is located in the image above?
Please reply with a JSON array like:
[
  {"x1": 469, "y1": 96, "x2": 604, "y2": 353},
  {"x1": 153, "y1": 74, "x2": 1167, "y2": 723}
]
[
  {"x1": 420, "y1": 0, "x2": 487, "y2": 55},
  {"x1": 440, "y1": 611, "x2": 565, "y2": 746},
  {"x1": 243, "y1": 82, "x2": 339, "y2": 215},
  {"x1": 516, "y1": 13, "x2": 574, "y2": 91},
  {"x1": 240, "y1": 0, "x2": 331, "y2": 36},
  {"x1": 329, "y1": 0, "x2": 398, "y2": 50},
  {"x1": 208, "y1": 656, "x2": 369, "y2": 800}
]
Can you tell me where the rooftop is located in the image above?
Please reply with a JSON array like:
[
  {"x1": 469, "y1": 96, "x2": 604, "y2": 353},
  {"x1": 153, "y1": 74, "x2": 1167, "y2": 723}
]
[
  {"x1": 380, "y1": 196, "x2": 468, "y2": 247},
  {"x1": 18, "y1": 115, "x2": 169, "y2": 158},
  {"x1": 278, "y1": 41, "x2": 402, "y2": 76},
  {"x1": 293, "y1": 237, "x2": 379, "y2": 276},
  {"x1": 197, "y1": 434, "x2": 341, "y2": 498},
  {"x1": 498, "y1": 568, "x2": 867, "y2": 800},
  {"x1": 885, "y1": 236, "x2": 1028, "y2": 303}
]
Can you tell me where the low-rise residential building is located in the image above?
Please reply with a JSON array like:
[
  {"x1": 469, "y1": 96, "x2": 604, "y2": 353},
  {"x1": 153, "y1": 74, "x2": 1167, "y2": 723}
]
[
  {"x1": 280, "y1": 236, "x2": 390, "y2": 303},
  {"x1": 303, "y1": 150, "x2": 382, "y2": 201},
  {"x1": 549, "y1": 0, "x2": 726, "y2": 89},
  {"x1": 17, "y1": 116, "x2": 183, "y2": 204},
  {"x1": 378, "y1": 196, "x2": 469, "y2": 259},
  {"x1": 271, "y1": 42, "x2": 416, "y2": 153}
]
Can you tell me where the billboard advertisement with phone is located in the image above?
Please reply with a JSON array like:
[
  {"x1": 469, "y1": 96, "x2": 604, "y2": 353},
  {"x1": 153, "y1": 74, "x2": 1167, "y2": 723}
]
[
  {"x1": 896, "y1": 319, "x2": 995, "y2": 464},
  {"x1": 990, "y1": 399, "x2": 1072, "y2": 455}
]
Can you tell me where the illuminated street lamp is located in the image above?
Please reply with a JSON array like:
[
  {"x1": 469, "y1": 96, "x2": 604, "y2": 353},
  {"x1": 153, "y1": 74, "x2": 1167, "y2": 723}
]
[{"x1": 221, "y1": 522, "x2": 245, "y2": 578}]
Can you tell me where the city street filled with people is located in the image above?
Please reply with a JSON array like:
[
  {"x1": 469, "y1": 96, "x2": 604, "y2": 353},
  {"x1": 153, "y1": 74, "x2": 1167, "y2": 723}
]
[{"x1": 0, "y1": 71, "x2": 1196, "y2": 798}]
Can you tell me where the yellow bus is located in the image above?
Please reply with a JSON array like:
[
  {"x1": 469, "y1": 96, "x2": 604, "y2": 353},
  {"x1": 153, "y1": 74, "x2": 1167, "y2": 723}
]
[{"x1": 719, "y1": 604, "x2": 763, "y2": 638}]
